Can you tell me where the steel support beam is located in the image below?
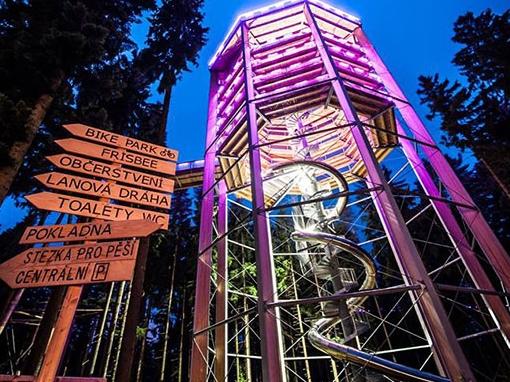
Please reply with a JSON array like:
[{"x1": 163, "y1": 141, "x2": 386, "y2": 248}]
[
  {"x1": 190, "y1": 74, "x2": 220, "y2": 382},
  {"x1": 354, "y1": 27, "x2": 510, "y2": 292},
  {"x1": 304, "y1": 3, "x2": 475, "y2": 380},
  {"x1": 436, "y1": 284, "x2": 510, "y2": 298},
  {"x1": 241, "y1": 21, "x2": 286, "y2": 382},
  {"x1": 269, "y1": 284, "x2": 422, "y2": 308},
  {"x1": 397, "y1": 120, "x2": 510, "y2": 346},
  {"x1": 214, "y1": 181, "x2": 228, "y2": 382},
  {"x1": 195, "y1": 307, "x2": 258, "y2": 337}
]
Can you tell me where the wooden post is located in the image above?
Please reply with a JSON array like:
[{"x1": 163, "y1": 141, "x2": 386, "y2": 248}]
[
  {"x1": 23, "y1": 286, "x2": 68, "y2": 375},
  {"x1": 35, "y1": 286, "x2": 83, "y2": 382},
  {"x1": 35, "y1": 163, "x2": 118, "y2": 381},
  {"x1": 0, "y1": 124, "x2": 175, "y2": 381}
]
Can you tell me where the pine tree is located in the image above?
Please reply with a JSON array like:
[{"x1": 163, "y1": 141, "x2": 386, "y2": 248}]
[
  {"x1": 140, "y1": 0, "x2": 208, "y2": 144},
  {"x1": 0, "y1": 0, "x2": 155, "y2": 204},
  {"x1": 417, "y1": 9, "x2": 510, "y2": 190},
  {"x1": 0, "y1": 1, "x2": 209, "y2": 378}
]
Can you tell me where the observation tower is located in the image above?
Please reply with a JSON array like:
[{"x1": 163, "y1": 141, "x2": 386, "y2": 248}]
[{"x1": 190, "y1": 1, "x2": 510, "y2": 381}]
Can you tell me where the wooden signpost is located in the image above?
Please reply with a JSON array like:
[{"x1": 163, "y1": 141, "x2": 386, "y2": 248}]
[
  {"x1": 0, "y1": 240, "x2": 139, "y2": 289},
  {"x1": 35, "y1": 172, "x2": 172, "y2": 208},
  {"x1": 63, "y1": 123, "x2": 179, "y2": 161},
  {"x1": 46, "y1": 154, "x2": 175, "y2": 192},
  {"x1": 20, "y1": 220, "x2": 161, "y2": 244},
  {"x1": 55, "y1": 139, "x2": 177, "y2": 175},
  {"x1": 0, "y1": 122, "x2": 178, "y2": 382},
  {"x1": 26, "y1": 192, "x2": 170, "y2": 229}
]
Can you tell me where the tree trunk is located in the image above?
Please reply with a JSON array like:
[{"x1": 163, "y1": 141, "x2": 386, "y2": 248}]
[
  {"x1": 243, "y1": 296, "x2": 252, "y2": 382},
  {"x1": 80, "y1": 310, "x2": 100, "y2": 375},
  {"x1": 0, "y1": 72, "x2": 64, "y2": 205},
  {"x1": 136, "y1": 331, "x2": 147, "y2": 382},
  {"x1": 112, "y1": 282, "x2": 132, "y2": 381},
  {"x1": 290, "y1": 261, "x2": 311, "y2": 382},
  {"x1": 481, "y1": 157, "x2": 510, "y2": 201},
  {"x1": 20, "y1": 213, "x2": 68, "y2": 374},
  {"x1": 234, "y1": 319, "x2": 240, "y2": 380},
  {"x1": 22, "y1": 286, "x2": 68, "y2": 375},
  {"x1": 242, "y1": 256, "x2": 252, "y2": 382},
  {"x1": 135, "y1": 297, "x2": 151, "y2": 382},
  {"x1": 115, "y1": 237, "x2": 150, "y2": 382},
  {"x1": 158, "y1": 87, "x2": 172, "y2": 146}
]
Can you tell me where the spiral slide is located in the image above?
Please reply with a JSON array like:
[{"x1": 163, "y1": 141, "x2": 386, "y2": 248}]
[{"x1": 269, "y1": 161, "x2": 449, "y2": 382}]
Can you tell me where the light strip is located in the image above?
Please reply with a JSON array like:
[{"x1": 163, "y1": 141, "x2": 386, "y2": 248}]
[{"x1": 208, "y1": 0, "x2": 360, "y2": 68}]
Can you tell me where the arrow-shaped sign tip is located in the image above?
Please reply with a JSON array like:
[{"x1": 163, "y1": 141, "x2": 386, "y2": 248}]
[
  {"x1": 45, "y1": 154, "x2": 60, "y2": 166},
  {"x1": 63, "y1": 123, "x2": 84, "y2": 130},
  {"x1": 54, "y1": 138, "x2": 71, "y2": 148},
  {"x1": 24, "y1": 192, "x2": 46, "y2": 207},
  {"x1": 24, "y1": 193, "x2": 36, "y2": 206},
  {"x1": 33, "y1": 174, "x2": 45, "y2": 183}
]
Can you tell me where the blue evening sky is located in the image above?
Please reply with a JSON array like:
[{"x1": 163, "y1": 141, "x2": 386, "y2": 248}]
[
  {"x1": 0, "y1": 0, "x2": 507, "y2": 229},
  {"x1": 165, "y1": 0, "x2": 509, "y2": 161}
]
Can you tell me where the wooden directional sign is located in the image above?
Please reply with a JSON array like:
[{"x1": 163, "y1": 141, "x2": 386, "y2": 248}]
[
  {"x1": 46, "y1": 154, "x2": 174, "y2": 192},
  {"x1": 20, "y1": 220, "x2": 161, "y2": 244},
  {"x1": 63, "y1": 123, "x2": 178, "y2": 162},
  {"x1": 56, "y1": 139, "x2": 176, "y2": 175},
  {"x1": 35, "y1": 172, "x2": 172, "y2": 209},
  {"x1": 25, "y1": 192, "x2": 170, "y2": 229},
  {"x1": 0, "y1": 240, "x2": 139, "y2": 289}
]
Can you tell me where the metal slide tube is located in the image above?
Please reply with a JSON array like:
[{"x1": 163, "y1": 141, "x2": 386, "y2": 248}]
[
  {"x1": 278, "y1": 160, "x2": 449, "y2": 382},
  {"x1": 304, "y1": 4, "x2": 474, "y2": 379}
]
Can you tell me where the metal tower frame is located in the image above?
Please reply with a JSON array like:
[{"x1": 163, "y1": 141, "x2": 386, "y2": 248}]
[{"x1": 190, "y1": 1, "x2": 510, "y2": 381}]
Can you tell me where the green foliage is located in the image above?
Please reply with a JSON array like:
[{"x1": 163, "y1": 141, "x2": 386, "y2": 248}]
[
  {"x1": 141, "y1": 0, "x2": 208, "y2": 91},
  {"x1": 0, "y1": 0, "x2": 162, "y2": 202},
  {"x1": 136, "y1": 326, "x2": 149, "y2": 338},
  {"x1": 417, "y1": 8, "x2": 510, "y2": 248},
  {"x1": 237, "y1": 368, "x2": 248, "y2": 382},
  {"x1": 276, "y1": 257, "x2": 292, "y2": 293},
  {"x1": 0, "y1": 0, "x2": 208, "y2": 379},
  {"x1": 417, "y1": 9, "x2": 510, "y2": 188},
  {"x1": 0, "y1": 0, "x2": 155, "y2": 164},
  {"x1": 447, "y1": 155, "x2": 510, "y2": 248}
]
